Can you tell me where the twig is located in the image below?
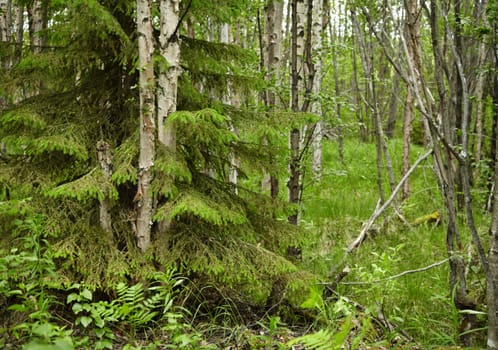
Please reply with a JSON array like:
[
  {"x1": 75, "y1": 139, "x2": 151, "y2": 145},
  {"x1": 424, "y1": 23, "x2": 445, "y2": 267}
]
[
  {"x1": 347, "y1": 148, "x2": 433, "y2": 253},
  {"x1": 334, "y1": 258, "x2": 449, "y2": 285}
]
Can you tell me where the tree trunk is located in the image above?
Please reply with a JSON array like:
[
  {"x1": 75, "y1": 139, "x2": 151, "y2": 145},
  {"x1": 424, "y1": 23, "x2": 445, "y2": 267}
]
[
  {"x1": 220, "y1": 22, "x2": 240, "y2": 193},
  {"x1": 157, "y1": 0, "x2": 180, "y2": 149},
  {"x1": 97, "y1": 141, "x2": 113, "y2": 238},
  {"x1": 331, "y1": 19, "x2": 344, "y2": 162},
  {"x1": 488, "y1": 36, "x2": 498, "y2": 350},
  {"x1": 135, "y1": 0, "x2": 156, "y2": 252},
  {"x1": 385, "y1": 68, "x2": 400, "y2": 139},
  {"x1": 311, "y1": 0, "x2": 323, "y2": 179},
  {"x1": 261, "y1": 0, "x2": 284, "y2": 198},
  {"x1": 0, "y1": 0, "x2": 11, "y2": 44},
  {"x1": 351, "y1": 9, "x2": 387, "y2": 209},
  {"x1": 288, "y1": 0, "x2": 307, "y2": 225},
  {"x1": 402, "y1": 0, "x2": 422, "y2": 200},
  {"x1": 28, "y1": 0, "x2": 46, "y2": 54}
]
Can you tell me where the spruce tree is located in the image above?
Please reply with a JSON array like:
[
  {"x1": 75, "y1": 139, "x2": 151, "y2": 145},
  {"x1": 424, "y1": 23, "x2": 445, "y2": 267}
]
[{"x1": 0, "y1": 0, "x2": 315, "y2": 307}]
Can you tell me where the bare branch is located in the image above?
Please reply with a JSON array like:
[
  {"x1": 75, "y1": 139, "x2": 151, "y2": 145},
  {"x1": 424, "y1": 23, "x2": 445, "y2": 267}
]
[
  {"x1": 324, "y1": 258, "x2": 449, "y2": 285},
  {"x1": 347, "y1": 148, "x2": 433, "y2": 253}
]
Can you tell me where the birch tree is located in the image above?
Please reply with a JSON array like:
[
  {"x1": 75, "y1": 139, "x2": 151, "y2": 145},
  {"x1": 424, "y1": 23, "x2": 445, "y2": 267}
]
[
  {"x1": 311, "y1": 0, "x2": 324, "y2": 179},
  {"x1": 288, "y1": 0, "x2": 307, "y2": 225},
  {"x1": 157, "y1": 0, "x2": 181, "y2": 149},
  {"x1": 135, "y1": 0, "x2": 156, "y2": 251},
  {"x1": 28, "y1": 0, "x2": 46, "y2": 54}
]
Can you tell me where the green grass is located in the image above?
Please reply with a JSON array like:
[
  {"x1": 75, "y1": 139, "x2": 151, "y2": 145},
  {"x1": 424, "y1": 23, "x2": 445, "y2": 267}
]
[{"x1": 300, "y1": 137, "x2": 487, "y2": 347}]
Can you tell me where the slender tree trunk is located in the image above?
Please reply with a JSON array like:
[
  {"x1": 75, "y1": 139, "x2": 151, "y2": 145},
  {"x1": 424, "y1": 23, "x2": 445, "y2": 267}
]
[
  {"x1": 97, "y1": 141, "x2": 113, "y2": 238},
  {"x1": 351, "y1": 9, "x2": 387, "y2": 209},
  {"x1": 488, "y1": 32, "x2": 498, "y2": 350},
  {"x1": 135, "y1": 0, "x2": 156, "y2": 252},
  {"x1": 157, "y1": 0, "x2": 180, "y2": 149},
  {"x1": 330, "y1": 18, "x2": 344, "y2": 162},
  {"x1": 489, "y1": 159, "x2": 498, "y2": 349},
  {"x1": 385, "y1": 67, "x2": 400, "y2": 139},
  {"x1": 288, "y1": 0, "x2": 306, "y2": 225},
  {"x1": 402, "y1": 88, "x2": 414, "y2": 199},
  {"x1": 0, "y1": 0, "x2": 10, "y2": 44},
  {"x1": 261, "y1": 0, "x2": 283, "y2": 198},
  {"x1": 220, "y1": 22, "x2": 240, "y2": 193},
  {"x1": 311, "y1": 0, "x2": 323, "y2": 179},
  {"x1": 12, "y1": 3, "x2": 22, "y2": 65},
  {"x1": 402, "y1": 0, "x2": 422, "y2": 200},
  {"x1": 28, "y1": 0, "x2": 46, "y2": 54},
  {"x1": 0, "y1": 0, "x2": 10, "y2": 117},
  {"x1": 472, "y1": 0, "x2": 489, "y2": 169}
]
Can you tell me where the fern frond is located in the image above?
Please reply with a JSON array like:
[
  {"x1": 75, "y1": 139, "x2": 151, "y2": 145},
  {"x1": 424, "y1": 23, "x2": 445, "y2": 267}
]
[{"x1": 287, "y1": 329, "x2": 339, "y2": 350}]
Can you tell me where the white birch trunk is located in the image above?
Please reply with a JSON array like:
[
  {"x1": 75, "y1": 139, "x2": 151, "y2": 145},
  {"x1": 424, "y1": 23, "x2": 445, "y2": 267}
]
[
  {"x1": 220, "y1": 22, "x2": 239, "y2": 192},
  {"x1": 97, "y1": 141, "x2": 113, "y2": 237},
  {"x1": 28, "y1": 0, "x2": 45, "y2": 53},
  {"x1": 311, "y1": 0, "x2": 323, "y2": 179},
  {"x1": 0, "y1": 0, "x2": 10, "y2": 43},
  {"x1": 135, "y1": 0, "x2": 156, "y2": 252},
  {"x1": 157, "y1": 0, "x2": 181, "y2": 149},
  {"x1": 288, "y1": 0, "x2": 307, "y2": 225}
]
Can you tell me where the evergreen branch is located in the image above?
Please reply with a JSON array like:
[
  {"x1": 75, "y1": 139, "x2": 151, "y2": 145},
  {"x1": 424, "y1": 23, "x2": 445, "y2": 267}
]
[{"x1": 332, "y1": 258, "x2": 449, "y2": 285}]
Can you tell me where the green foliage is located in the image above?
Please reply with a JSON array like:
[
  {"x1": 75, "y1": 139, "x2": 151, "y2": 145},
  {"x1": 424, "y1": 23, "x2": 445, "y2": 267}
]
[
  {"x1": 112, "y1": 132, "x2": 139, "y2": 185},
  {"x1": 64, "y1": 271, "x2": 201, "y2": 349},
  {"x1": 286, "y1": 320, "x2": 352, "y2": 350},
  {"x1": 46, "y1": 168, "x2": 118, "y2": 203}
]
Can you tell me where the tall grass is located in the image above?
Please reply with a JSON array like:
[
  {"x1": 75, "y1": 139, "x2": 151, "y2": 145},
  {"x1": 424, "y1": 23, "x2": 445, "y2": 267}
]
[{"x1": 300, "y1": 138, "x2": 483, "y2": 347}]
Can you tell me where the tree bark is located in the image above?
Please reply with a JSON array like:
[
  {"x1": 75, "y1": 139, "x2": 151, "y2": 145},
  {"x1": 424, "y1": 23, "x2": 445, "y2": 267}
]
[
  {"x1": 28, "y1": 0, "x2": 46, "y2": 54},
  {"x1": 402, "y1": 0, "x2": 422, "y2": 200},
  {"x1": 135, "y1": 0, "x2": 156, "y2": 252},
  {"x1": 488, "y1": 28, "x2": 498, "y2": 350},
  {"x1": 311, "y1": 0, "x2": 323, "y2": 179},
  {"x1": 157, "y1": 0, "x2": 180, "y2": 149},
  {"x1": 261, "y1": 0, "x2": 284, "y2": 198},
  {"x1": 288, "y1": 0, "x2": 307, "y2": 225},
  {"x1": 97, "y1": 141, "x2": 113, "y2": 238}
]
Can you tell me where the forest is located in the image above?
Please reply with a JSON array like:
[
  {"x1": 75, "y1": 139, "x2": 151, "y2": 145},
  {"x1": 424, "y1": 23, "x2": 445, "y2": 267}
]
[{"x1": 0, "y1": 0, "x2": 497, "y2": 348}]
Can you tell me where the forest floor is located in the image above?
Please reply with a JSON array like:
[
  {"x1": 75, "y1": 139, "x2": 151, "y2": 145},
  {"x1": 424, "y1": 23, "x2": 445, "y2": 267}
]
[{"x1": 1, "y1": 139, "x2": 489, "y2": 349}]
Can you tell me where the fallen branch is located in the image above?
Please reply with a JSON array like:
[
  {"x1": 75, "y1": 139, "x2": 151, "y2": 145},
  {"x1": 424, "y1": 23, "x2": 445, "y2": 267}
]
[
  {"x1": 347, "y1": 148, "x2": 433, "y2": 253},
  {"x1": 335, "y1": 258, "x2": 449, "y2": 285}
]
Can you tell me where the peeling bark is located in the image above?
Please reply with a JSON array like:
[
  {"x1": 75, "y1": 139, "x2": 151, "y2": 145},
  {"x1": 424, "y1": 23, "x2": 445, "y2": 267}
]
[
  {"x1": 135, "y1": 0, "x2": 156, "y2": 252},
  {"x1": 157, "y1": 0, "x2": 181, "y2": 149}
]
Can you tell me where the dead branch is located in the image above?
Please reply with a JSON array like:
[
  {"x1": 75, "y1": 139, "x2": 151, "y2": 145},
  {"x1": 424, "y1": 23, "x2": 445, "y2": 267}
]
[
  {"x1": 337, "y1": 258, "x2": 449, "y2": 285},
  {"x1": 347, "y1": 148, "x2": 433, "y2": 253}
]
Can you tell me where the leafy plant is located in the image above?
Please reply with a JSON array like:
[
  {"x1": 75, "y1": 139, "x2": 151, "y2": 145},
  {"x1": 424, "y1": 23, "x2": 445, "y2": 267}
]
[{"x1": 66, "y1": 271, "x2": 200, "y2": 349}]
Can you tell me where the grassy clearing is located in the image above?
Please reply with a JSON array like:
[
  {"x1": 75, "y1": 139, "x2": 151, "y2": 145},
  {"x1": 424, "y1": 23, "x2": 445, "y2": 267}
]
[{"x1": 300, "y1": 137, "x2": 487, "y2": 347}]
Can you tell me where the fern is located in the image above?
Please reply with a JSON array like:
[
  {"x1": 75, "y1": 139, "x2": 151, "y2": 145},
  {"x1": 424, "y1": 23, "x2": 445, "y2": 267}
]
[{"x1": 286, "y1": 318, "x2": 353, "y2": 350}]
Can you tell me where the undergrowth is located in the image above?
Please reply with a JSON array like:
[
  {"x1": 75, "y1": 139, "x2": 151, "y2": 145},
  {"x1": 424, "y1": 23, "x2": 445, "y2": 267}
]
[{"x1": 1, "y1": 138, "x2": 490, "y2": 349}]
